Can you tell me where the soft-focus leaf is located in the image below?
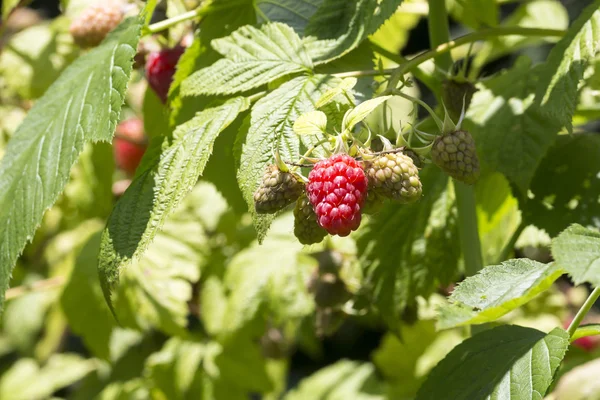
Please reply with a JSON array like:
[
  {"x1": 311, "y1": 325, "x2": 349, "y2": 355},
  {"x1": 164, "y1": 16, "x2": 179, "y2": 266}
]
[
  {"x1": 293, "y1": 111, "x2": 328, "y2": 135},
  {"x1": 521, "y1": 134, "x2": 600, "y2": 237},
  {"x1": 447, "y1": 0, "x2": 497, "y2": 29},
  {"x1": 255, "y1": 0, "x2": 323, "y2": 36},
  {"x1": 416, "y1": 326, "x2": 570, "y2": 400},
  {"x1": 0, "y1": 16, "x2": 141, "y2": 310},
  {"x1": 369, "y1": 6, "x2": 421, "y2": 54},
  {"x1": 61, "y1": 229, "x2": 116, "y2": 360},
  {"x1": 285, "y1": 360, "x2": 385, "y2": 400},
  {"x1": 437, "y1": 259, "x2": 564, "y2": 329},
  {"x1": 0, "y1": 18, "x2": 79, "y2": 99},
  {"x1": 536, "y1": 0, "x2": 600, "y2": 133},
  {"x1": 110, "y1": 184, "x2": 215, "y2": 335},
  {"x1": 182, "y1": 23, "x2": 313, "y2": 96},
  {"x1": 553, "y1": 358, "x2": 600, "y2": 400},
  {"x1": 99, "y1": 97, "x2": 248, "y2": 312},
  {"x1": 467, "y1": 57, "x2": 562, "y2": 194},
  {"x1": 145, "y1": 338, "x2": 205, "y2": 400},
  {"x1": 203, "y1": 215, "x2": 315, "y2": 337},
  {"x1": 0, "y1": 354, "x2": 97, "y2": 400},
  {"x1": 236, "y1": 75, "x2": 340, "y2": 239},
  {"x1": 552, "y1": 224, "x2": 600, "y2": 287},
  {"x1": 356, "y1": 167, "x2": 459, "y2": 331},
  {"x1": 304, "y1": 0, "x2": 403, "y2": 63}
]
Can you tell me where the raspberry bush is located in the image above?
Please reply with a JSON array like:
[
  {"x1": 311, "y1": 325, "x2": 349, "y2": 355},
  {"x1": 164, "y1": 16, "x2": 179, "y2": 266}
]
[{"x1": 0, "y1": 0, "x2": 600, "y2": 399}]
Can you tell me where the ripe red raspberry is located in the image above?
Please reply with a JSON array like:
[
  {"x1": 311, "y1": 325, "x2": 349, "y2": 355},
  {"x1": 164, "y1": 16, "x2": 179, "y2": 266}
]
[
  {"x1": 146, "y1": 47, "x2": 185, "y2": 103},
  {"x1": 307, "y1": 154, "x2": 368, "y2": 237},
  {"x1": 114, "y1": 118, "x2": 147, "y2": 176},
  {"x1": 69, "y1": 2, "x2": 123, "y2": 48}
]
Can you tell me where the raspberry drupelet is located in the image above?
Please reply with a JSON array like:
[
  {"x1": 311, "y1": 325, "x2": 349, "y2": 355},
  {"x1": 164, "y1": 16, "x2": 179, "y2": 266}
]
[{"x1": 306, "y1": 154, "x2": 368, "y2": 236}]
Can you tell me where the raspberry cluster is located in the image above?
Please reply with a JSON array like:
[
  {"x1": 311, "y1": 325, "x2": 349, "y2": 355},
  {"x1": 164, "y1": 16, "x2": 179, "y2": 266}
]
[
  {"x1": 146, "y1": 47, "x2": 185, "y2": 103},
  {"x1": 306, "y1": 154, "x2": 368, "y2": 237},
  {"x1": 70, "y1": 2, "x2": 123, "y2": 48}
]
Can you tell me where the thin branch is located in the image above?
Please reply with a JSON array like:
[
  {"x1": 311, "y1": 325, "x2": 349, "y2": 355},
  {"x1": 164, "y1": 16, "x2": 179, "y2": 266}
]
[
  {"x1": 5, "y1": 276, "x2": 66, "y2": 301},
  {"x1": 333, "y1": 68, "x2": 396, "y2": 78},
  {"x1": 568, "y1": 287, "x2": 600, "y2": 337}
]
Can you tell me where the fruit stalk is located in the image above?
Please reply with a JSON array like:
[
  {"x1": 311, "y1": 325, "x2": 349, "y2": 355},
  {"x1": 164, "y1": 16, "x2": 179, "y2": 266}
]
[
  {"x1": 567, "y1": 287, "x2": 600, "y2": 338},
  {"x1": 427, "y1": 0, "x2": 484, "y2": 277}
]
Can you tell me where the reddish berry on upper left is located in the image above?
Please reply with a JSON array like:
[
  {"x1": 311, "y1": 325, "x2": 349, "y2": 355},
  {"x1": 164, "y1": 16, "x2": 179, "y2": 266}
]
[
  {"x1": 307, "y1": 154, "x2": 368, "y2": 237},
  {"x1": 70, "y1": 2, "x2": 123, "y2": 48},
  {"x1": 146, "y1": 47, "x2": 185, "y2": 103},
  {"x1": 114, "y1": 118, "x2": 147, "y2": 176}
]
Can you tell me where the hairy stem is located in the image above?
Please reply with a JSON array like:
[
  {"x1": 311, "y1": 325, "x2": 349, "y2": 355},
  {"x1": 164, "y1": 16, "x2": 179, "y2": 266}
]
[
  {"x1": 333, "y1": 69, "x2": 396, "y2": 78},
  {"x1": 568, "y1": 287, "x2": 600, "y2": 337},
  {"x1": 426, "y1": 0, "x2": 484, "y2": 283}
]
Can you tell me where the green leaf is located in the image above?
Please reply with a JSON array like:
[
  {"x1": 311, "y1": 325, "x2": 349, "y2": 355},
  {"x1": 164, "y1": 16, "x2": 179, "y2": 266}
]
[
  {"x1": 369, "y1": 7, "x2": 421, "y2": 54},
  {"x1": 572, "y1": 324, "x2": 600, "y2": 342},
  {"x1": 0, "y1": 354, "x2": 97, "y2": 400},
  {"x1": 304, "y1": 0, "x2": 403, "y2": 63},
  {"x1": 552, "y1": 224, "x2": 600, "y2": 287},
  {"x1": 447, "y1": 0, "x2": 498, "y2": 29},
  {"x1": 255, "y1": 0, "x2": 323, "y2": 35},
  {"x1": 342, "y1": 96, "x2": 390, "y2": 133},
  {"x1": 416, "y1": 326, "x2": 570, "y2": 400},
  {"x1": 61, "y1": 229, "x2": 116, "y2": 360},
  {"x1": 293, "y1": 111, "x2": 328, "y2": 135},
  {"x1": 182, "y1": 23, "x2": 313, "y2": 97},
  {"x1": 356, "y1": 167, "x2": 459, "y2": 331},
  {"x1": 536, "y1": 0, "x2": 600, "y2": 133},
  {"x1": 0, "y1": 16, "x2": 141, "y2": 310},
  {"x1": 473, "y1": 0, "x2": 568, "y2": 68},
  {"x1": 521, "y1": 133, "x2": 600, "y2": 237},
  {"x1": 99, "y1": 97, "x2": 248, "y2": 312},
  {"x1": 145, "y1": 338, "x2": 205, "y2": 400},
  {"x1": 437, "y1": 259, "x2": 564, "y2": 330},
  {"x1": 2, "y1": 0, "x2": 20, "y2": 23},
  {"x1": 236, "y1": 74, "x2": 340, "y2": 239},
  {"x1": 467, "y1": 57, "x2": 562, "y2": 194},
  {"x1": 285, "y1": 360, "x2": 385, "y2": 400}
]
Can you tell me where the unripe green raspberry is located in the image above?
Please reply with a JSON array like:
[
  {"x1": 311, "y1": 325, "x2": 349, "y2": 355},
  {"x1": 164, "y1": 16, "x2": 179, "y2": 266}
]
[
  {"x1": 442, "y1": 79, "x2": 478, "y2": 121},
  {"x1": 311, "y1": 273, "x2": 350, "y2": 308},
  {"x1": 293, "y1": 195, "x2": 327, "y2": 245},
  {"x1": 70, "y1": 2, "x2": 123, "y2": 48},
  {"x1": 431, "y1": 130, "x2": 480, "y2": 185},
  {"x1": 254, "y1": 165, "x2": 303, "y2": 214},
  {"x1": 366, "y1": 152, "x2": 422, "y2": 204}
]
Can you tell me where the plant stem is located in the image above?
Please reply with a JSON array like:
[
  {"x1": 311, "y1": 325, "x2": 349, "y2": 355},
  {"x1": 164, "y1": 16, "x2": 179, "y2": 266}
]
[
  {"x1": 385, "y1": 26, "x2": 565, "y2": 92},
  {"x1": 454, "y1": 182, "x2": 483, "y2": 276},
  {"x1": 426, "y1": 0, "x2": 485, "y2": 283},
  {"x1": 146, "y1": 9, "x2": 202, "y2": 34},
  {"x1": 567, "y1": 287, "x2": 600, "y2": 337},
  {"x1": 5, "y1": 276, "x2": 66, "y2": 301},
  {"x1": 427, "y1": 0, "x2": 453, "y2": 71},
  {"x1": 333, "y1": 69, "x2": 396, "y2": 78},
  {"x1": 497, "y1": 221, "x2": 526, "y2": 263}
]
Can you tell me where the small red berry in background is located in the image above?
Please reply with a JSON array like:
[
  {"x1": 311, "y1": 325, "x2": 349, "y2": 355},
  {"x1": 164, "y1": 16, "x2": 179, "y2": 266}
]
[
  {"x1": 145, "y1": 47, "x2": 185, "y2": 103},
  {"x1": 307, "y1": 154, "x2": 368, "y2": 237},
  {"x1": 114, "y1": 118, "x2": 147, "y2": 176}
]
